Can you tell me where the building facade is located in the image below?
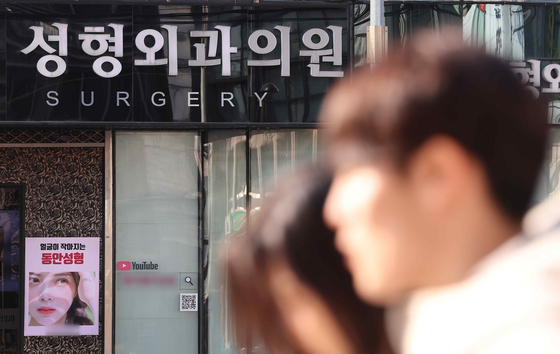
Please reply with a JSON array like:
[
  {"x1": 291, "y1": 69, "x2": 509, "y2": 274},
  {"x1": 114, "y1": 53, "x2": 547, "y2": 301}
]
[{"x1": 0, "y1": 1, "x2": 557, "y2": 353}]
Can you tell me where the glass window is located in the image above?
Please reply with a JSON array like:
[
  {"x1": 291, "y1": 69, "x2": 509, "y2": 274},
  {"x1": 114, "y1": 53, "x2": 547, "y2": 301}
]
[
  {"x1": 534, "y1": 127, "x2": 560, "y2": 207},
  {"x1": 203, "y1": 129, "x2": 324, "y2": 353},
  {"x1": 204, "y1": 131, "x2": 247, "y2": 354},
  {"x1": 380, "y1": 3, "x2": 560, "y2": 62},
  {"x1": 249, "y1": 130, "x2": 323, "y2": 215},
  {"x1": 462, "y1": 4, "x2": 526, "y2": 61},
  {"x1": 354, "y1": 4, "x2": 369, "y2": 67},
  {"x1": 548, "y1": 128, "x2": 560, "y2": 205},
  {"x1": 115, "y1": 132, "x2": 200, "y2": 354},
  {"x1": 385, "y1": 4, "x2": 462, "y2": 45}
]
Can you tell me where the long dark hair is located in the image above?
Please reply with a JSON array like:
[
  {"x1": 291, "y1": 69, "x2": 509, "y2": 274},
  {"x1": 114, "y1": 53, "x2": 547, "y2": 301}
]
[
  {"x1": 228, "y1": 169, "x2": 386, "y2": 353},
  {"x1": 67, "y1": 272, "x2": 93, "y2": 325}
]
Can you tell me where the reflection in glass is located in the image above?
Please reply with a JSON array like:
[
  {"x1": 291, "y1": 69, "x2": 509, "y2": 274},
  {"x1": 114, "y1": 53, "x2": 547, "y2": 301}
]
[
  {"x1": 204, "y1": 131, "x2": 246, "y2": 354},
  {"x1": 534, "y1": 128, "x2": 560, "y2": 208},
  {"x1": 548, "y1": 128, "x2": 560, "y2": 206},
  {"x1": 354, "y1": 4, "x2": 370, "y2": 67},
  {"x1": 463, "y1": 4, "x2": 525, "y2": 61},
  {"x1": 204, "y1": 129, "x2": 324, "y2": 353},
  {"x1": 382, "y1": 3, "x2": 560, "y2": 62},
  {"x1": 385, "y1": 4, "x2": 462, "y2": 45},
  {"x1": 549, "y1": 98, "x2": 560, "y2": 124},
  {"x1": 249, "y1": 130, "x2": 323, "y2": 216}
]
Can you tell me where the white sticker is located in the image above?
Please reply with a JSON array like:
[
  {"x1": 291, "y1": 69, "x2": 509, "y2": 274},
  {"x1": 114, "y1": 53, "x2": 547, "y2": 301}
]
[{"x1": 180, "y1": 293, "x2": 198, "y2": 312}]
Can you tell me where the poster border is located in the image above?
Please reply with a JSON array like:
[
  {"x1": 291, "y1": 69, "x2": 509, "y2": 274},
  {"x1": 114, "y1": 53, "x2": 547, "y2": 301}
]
[{"x1": 24, "y1": 237, "x2": 100, "y2": 337}]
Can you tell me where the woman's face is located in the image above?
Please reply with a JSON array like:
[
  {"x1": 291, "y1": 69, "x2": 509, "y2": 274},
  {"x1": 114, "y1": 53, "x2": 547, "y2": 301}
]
[
  {"x1": 267, "y1": 261, "x2": 354, "y2": 354},
  {"x1": 29, "y1": 272, "x2": 77, "y2": 326}
]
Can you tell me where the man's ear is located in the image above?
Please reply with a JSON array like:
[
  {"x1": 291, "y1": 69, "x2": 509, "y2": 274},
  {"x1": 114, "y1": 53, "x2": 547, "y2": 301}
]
[{"x1": 406, "y1": 135, "x2": 477, "y2": 216}]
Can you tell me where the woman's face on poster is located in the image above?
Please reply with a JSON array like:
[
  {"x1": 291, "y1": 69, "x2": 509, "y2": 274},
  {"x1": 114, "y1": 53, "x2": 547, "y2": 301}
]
[{"x1": 29, "y1": 272, "x2": 77, "y2": 326}]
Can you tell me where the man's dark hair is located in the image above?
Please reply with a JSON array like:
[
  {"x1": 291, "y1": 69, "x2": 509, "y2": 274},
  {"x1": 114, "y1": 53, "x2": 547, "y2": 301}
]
[{"x1": 321, "y1": 29, "x2": 548, "y2": 219}]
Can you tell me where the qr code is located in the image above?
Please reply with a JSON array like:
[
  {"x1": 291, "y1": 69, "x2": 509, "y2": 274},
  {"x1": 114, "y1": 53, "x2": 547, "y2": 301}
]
[{"x1": 180, "y1": 293, "x2": 198, "y2": 312}]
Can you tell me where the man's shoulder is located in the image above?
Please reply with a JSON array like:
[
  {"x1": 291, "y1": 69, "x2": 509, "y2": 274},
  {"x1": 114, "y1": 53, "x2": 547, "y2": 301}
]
[
  {"x1": 496, "y1": 199, "x2": 560, "y2": 286},
  {"x1": 471, "y1": 213, "x2": 560, "y2": 313},
  {"x1": 489, "y1": 225, "x2": 560, "y2": 279},
  {"x1": 395, "y1": 202, "x2": 560, "y2": 354},
  {"x1": 473, "y1": 325, "x2": 560, "y2": 354},
  {"x1": 478, "y1": 198, "x2": 560, "y2": 287},
  {"x1": 523, "y1": 198, "x2": 560, "y2": 236}
]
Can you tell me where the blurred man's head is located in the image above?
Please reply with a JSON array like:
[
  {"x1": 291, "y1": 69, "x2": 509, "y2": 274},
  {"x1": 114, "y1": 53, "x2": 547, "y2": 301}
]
[{"x1": 322, "y1": 30, "x2": 548, "y2": 305}]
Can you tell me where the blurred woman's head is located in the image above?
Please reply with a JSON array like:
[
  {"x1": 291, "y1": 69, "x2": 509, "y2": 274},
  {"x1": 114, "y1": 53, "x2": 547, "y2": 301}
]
[{"x1": 228, "y1": 169, "x2": 385, "y2": 354}]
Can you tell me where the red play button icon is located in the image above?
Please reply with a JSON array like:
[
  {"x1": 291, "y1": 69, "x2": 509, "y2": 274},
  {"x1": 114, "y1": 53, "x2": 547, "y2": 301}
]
[{"x1": 118, "y1": 261, "x2": 131, "y2": 270}]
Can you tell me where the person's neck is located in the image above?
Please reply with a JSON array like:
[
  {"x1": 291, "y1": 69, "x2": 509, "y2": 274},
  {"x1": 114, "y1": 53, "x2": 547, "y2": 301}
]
[
  {"x1": 464, "y1": 208, "x2": 521, "y2": 270},
  {"x1": 427, "y1": 202, "x2": 521, "y2": 287}
]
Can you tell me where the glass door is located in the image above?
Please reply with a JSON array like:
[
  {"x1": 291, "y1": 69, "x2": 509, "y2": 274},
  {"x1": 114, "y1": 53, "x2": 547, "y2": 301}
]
[{"x1": 114, "y1": 132, "x2": 200, "y2": 354}]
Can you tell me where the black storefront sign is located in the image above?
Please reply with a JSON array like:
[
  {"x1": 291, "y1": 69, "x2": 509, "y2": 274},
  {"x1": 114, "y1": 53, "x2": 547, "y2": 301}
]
[{"x1": 1, "y1": 4, "x2": 350, "y2": 123}]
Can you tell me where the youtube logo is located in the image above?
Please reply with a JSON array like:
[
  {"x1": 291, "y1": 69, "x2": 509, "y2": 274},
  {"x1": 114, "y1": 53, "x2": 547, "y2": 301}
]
[{"x1": 118, "y1": 261, "x2": 131, "y2": 270}]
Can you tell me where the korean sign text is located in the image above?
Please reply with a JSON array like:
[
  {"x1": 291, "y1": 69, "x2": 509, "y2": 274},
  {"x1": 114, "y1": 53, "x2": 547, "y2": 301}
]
[
  {"x1": 510, "y1": 60, "x2": 560, "y2": 98},
  {"x1": 21, "y1": 23, "x2": 345, "y2": 79}
]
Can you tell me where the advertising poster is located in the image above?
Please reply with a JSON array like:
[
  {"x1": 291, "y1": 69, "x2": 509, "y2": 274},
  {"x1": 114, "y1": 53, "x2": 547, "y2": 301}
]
[{"x1": 24, "y1": 237, "x2": 99, "y2": 336}]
